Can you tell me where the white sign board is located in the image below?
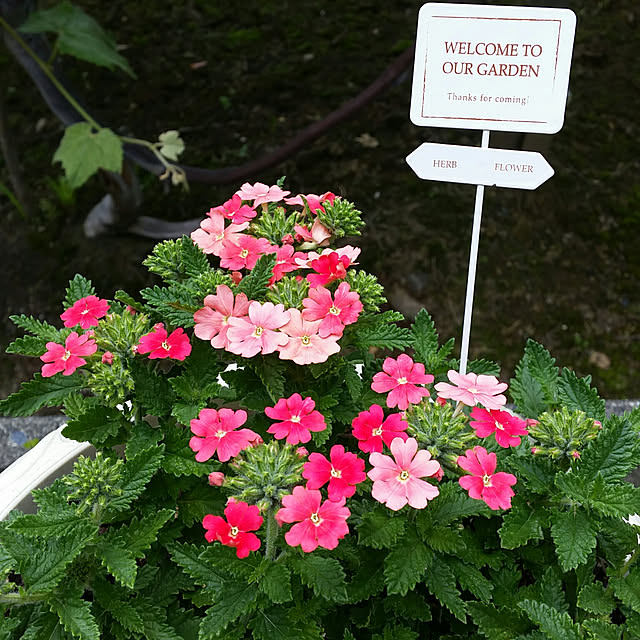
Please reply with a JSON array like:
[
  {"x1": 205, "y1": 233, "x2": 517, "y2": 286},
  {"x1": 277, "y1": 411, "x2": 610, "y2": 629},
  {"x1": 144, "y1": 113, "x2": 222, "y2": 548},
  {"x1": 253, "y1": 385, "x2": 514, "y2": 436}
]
[
  {"x1": 410, "y1": 3, "x2": 576, "y2": 133},
  {"x1": 406, "y1": 143, "x2": 554, "y2": 189}
]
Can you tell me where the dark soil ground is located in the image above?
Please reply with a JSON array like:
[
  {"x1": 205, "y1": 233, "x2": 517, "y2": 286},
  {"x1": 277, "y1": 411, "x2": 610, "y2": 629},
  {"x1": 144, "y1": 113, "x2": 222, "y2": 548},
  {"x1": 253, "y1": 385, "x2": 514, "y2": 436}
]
[{"x1": 1, "y1": 0, "x2": 640, "y2": 402}]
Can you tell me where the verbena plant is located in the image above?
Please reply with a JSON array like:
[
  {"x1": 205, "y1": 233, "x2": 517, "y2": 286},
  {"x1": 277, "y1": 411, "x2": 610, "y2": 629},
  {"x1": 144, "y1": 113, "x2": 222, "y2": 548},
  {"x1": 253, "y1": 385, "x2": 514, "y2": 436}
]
[{"x1": 1, "y1": 183, "x2": 639, "y2": 640}]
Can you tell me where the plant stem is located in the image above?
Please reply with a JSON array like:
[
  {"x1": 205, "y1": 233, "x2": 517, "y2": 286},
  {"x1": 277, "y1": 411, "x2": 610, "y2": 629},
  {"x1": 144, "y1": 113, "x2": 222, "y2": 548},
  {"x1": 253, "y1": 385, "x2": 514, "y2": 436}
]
[
  {"x1": 265, "y1": 507, "x2": 278, "y2": 561},
  {"x1": 0, "y1": 592, "x2": 46, "y2": 606},
  {"x1": 452, "y1": 401, "x2": 464, "y2": 420}
]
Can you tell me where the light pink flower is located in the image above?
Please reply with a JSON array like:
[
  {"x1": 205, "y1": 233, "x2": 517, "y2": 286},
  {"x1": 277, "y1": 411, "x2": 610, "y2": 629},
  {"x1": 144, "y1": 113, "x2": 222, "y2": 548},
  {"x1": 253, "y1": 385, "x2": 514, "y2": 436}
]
[
  {"x1": 303, "y1": 445, "x2": 365, "y2": 501},
  {"x1": 218, "y1": 235, "x2": 275, "y2": 271},
  {"x1": 294, "y1": 246, "x2": 360, "y2": 269},
  {"x1": 371, "y1": 354, "x2": 434, "y2": 410},
  {"x1": 270, "y1": 244, "x2": 307, "y2": 283},
  {"x1": 137, "y1": 323, "x2": 192, "y2": 361},
  {"x1": 60, "y1": 295, "x2": 110, "y2": 329},
  {"x1": 189, "y1": 407, "x2": 259, "y2": 462},
  {"x1": 469, "y1": 407, "x2": 529, "y2": 448},
  {"x1": 284, "y1": 192, "x2": 336, "y2": 214},
  {"x1": 351, "y1": 404, "x2": 408, "y2": 454},
  {"x1": 235, "y1": 182, "x2": 290, "y2": 207},
  {"x1": 208, "y1": 471, "x2": 225, "y2": 486},
  {"x1": 101, "y1": 351, "x2": 113, "y2": 365},
  {"x1": 191, "y1": 211, "x2": 248, "y2": 256},
  {"x1": 435, "y1": 370, "x2": 508, "y2": 410},
  {"x1": 193, "y1": 285, "x2": 250, "y2": 349},
  {"x1": 294, "y1": 219, "x2": 332, "y2": 246},
  {"x1": 277, "y1": 486, "x2": 350, "y2": 552},
  {"x1": 264, "y1": 393, "x2": 326, "y2": 445},
  {"x1": 368, "y1": 437, "x2": 441, "y2": 511},
  {"x1": 302, "y1": 282, "x2": 363, "y2": 338},
  {"x1": 226, "y1": 301, "x2": 290, "y2": 357},
  {"x1": 202, "y1": 501, "x2": 263, "y2": 558},
  {"x1": 278, "y1": 308, "x2": 340, "y2": 365},
  {"x1": 40, "y1": 331, "x2": 97, "y2": 377},
  {"x1": 457, "y1": 446, "x2": 517, "y2": 510},
  {"x1": 209, "y1": 194, "x2": 256, "y2": 224}
]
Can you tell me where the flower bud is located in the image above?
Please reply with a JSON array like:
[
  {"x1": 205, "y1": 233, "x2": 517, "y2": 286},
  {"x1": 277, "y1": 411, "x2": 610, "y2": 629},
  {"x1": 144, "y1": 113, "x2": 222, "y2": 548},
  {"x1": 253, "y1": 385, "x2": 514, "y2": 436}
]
[
  {"x1": 208, "y1": 472, "x2": 225, "y2": 486},
  {"x1": 101, "y1": 351, "x2": 114, "y2": 365}
]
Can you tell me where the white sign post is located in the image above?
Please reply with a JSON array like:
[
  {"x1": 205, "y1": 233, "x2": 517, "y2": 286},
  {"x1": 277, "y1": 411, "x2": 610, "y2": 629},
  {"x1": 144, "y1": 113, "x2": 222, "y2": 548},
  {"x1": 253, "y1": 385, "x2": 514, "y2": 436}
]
[{"x1": 407, "y1": 2, "x2": 576, "y2": 375}]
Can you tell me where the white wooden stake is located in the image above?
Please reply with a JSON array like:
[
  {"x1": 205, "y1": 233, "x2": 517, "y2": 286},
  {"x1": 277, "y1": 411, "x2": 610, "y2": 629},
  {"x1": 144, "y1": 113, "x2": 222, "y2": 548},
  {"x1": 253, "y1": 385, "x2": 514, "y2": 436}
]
[{"x1": 459, "y1": 130, "x2": 490, "y2": 376}]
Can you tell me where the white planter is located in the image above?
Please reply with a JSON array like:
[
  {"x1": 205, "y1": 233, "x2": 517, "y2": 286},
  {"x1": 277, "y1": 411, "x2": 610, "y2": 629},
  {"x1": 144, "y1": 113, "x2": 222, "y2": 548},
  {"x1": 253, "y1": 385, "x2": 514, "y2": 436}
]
[{"x1": 0, "y1": 425, "x2": 93, "y2": 520}]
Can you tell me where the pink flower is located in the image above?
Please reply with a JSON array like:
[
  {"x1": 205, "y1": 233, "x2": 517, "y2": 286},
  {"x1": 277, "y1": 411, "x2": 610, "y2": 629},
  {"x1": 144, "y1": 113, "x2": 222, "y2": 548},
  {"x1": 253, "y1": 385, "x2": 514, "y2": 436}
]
[
  {"x1": 469, "y1": 407, "x2": 529, "y2": 448},
  {"x1": 209, "y1": 194, "x2": 256, "y2": 224},
  {"x1": 294, "y1": 219, "x2": 332, "y2": 246},
  {"x1": 226, "y1": 301, "x2": 290, "y2": 357},
  {"x1": 368, "y1": 437, "x2": 441, "y2": 511},
  {"x1": 137, "y1": 323, "x2": 192, "y2": 361},
  {"x1": 270, "y1": 244, "x2": 306, "y2": 283},
  {"x1": 307, "y1": 252, "x2": 350, "y2": 287},
  {"x1": 277, "y1": 486, "x2": 350, "y2": 552},
  {"x1": 218, "y1": 235, "x2": 275, "y2": 271},
  {"x1": 294, "y1": 246, "x2": 360, "y2": 270},
  {"x1": 208, "y1": 472, "x2": 225, "y2": 486},
  {"x1": 101, "y1": 351, "x2": 114, "y2": 365},
  {"x1": 193, "y1": 285, "x2": 250, "y2": 349},
  {"x1": 284, "y1": 192, "x2": 336, "y2": 214},
  {"x1": 457, "y1": 446, "x2": 517, "y2": 510},
  {"x1": 40, "y1": 331, "x2": 97, "y2": 377},
  {"x1": 235, "y1": 182, "x2": 290, "y2": 207},
  {"x1": 303, "y1": 445, "x2": 366, "y2": 501},
  {"x1": 60, "y1": 295, "x2": 110, "y2": 329},
  {"x1": 191, "y1": 211, "x2": 249, "y2": 256},
  {"x1": 202, "y1": 500, "x2": 263, "y2": 558},
  {"x1": 278, "y1": 308, "x2": 340, "y2": 365},
  {"x1": 189, "y1": 407, "x2": 259, "y2": 462},
  {"x1": 435, "y1": 370, "x2": 508, "y2": 410},
  {"x1": 302, "y1": 282, "x2": 363, "y2": 338},
  {"x1": 351, "y1": 404, "x2": 408, "y2": 454},
  {"x1": 265, "y1": 393, "x2": 326, "y2": 445},
  {"x1": 371, "y1": 354, "x2": 434, "y2": 410}
]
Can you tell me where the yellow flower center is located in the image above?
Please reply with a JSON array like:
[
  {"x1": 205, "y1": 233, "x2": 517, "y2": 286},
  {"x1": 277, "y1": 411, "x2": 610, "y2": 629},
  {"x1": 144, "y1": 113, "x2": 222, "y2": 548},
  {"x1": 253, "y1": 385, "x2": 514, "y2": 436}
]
[
  {"x1": 216, "y1": 232, "x2": 225, "y2": 240},
  {"x1": 399, "y1": 470, "x2": 410, "y2": 482},
  {"x1": 301, "y1": 335, "x2": 311, "y2": 345},
  {"x1": 482, "y1": 474, "x2": 492, "y2": 487},
  {"x1": 161, "y1": 341, "x2": 170, "y2": 351},
  {"x1": 240, "y1": 248, "x2": 250, "y2": 258},
  {"x1": 290, "y1": 415, "x2": 301, "y2": 423},
  {"x1": 328, "y1": 305, "x2": 340, "y2": 315},
  {"x1": 372, "y1": 426, "x2": 384, "y2": 436},
  {"x1": 229, "y1": 526, "x2": 239, "y2": 538},
  {"x1": 310, "y1": 512, "x2": 322, "y2": 526},
  {"x1": 215, "y1": 430, "x2": 228, "y2": 439},
  {"x1": 254, "y1": 326, "x2": 264, "y2": 337},
  {"x1": 397, "y1": 377, "x2": 408, "y2": 385},
  {"x1": 62, "y1": 349, "x2": 71, "y2": 361},
  {"x1": 330, "y1": 467, "x2": 341, "y2": 478}
]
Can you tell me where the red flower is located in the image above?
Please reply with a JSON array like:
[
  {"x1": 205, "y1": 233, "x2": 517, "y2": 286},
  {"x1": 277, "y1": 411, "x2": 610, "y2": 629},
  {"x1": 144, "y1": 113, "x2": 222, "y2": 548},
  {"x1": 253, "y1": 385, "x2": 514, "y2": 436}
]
[
  {"x1": 137, "y1": 323, "x2": 192, "y2": 360},
  {"x1": 40, "y1": 331, "x2": 97, "y2": 377},
  {"x1": 306, "y1": 252, "x2": 351, "y2": 287},
  {"x1": 277, "y1": 486, "x2": 350, "y2": 552},
  {"x1": 264, "y1": 393, "x2": 326, "y2": 445},
  {"x1": 302, "y1": 445, "x2": 366, "y2": 501},
  {"x1": 469, "y1": 407, "x2": 529, "y2": 448},
  {"x1": 189, "y1": 408, "x2": 259, "y2": 462},
  {"x1": 60, "y1": 295, "x2": 110, "y2": 329},
  {"x1": 371, "y1": 354, "x2": 434, "y2": 410},
  {"x1": 210, "y1": 194, "x2": 257, "y2": 224},
  {"x1": 202, "y1": 501, "x2": 263, "y2": 558},
  {"x1": 457, "y1": 446, "x2": 517, "y2": 510},
  {"x1": 302, "y1": 282, "x2": 363, "y2": 338},
  {"x1": 351, "y1": 404, "x2": 408, "y2": 454}
]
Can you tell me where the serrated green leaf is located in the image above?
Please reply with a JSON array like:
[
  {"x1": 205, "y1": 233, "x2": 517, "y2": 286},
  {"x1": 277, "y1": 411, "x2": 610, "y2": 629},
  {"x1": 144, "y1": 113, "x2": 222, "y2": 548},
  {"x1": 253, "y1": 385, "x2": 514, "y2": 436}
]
[
  {"x1": 8, "y1": 508, "x2": 92, "y2": 539},
  {"x1": 0, "y1": 373, "x2": 84, "y2": 417},
  {"x1": 577, "y1": 583, "x2": 615, "y2": 615},
  {"x1": 383, "y1": 592, "x2": 432, "y2": 622},
  {"x1": 383, "y1": 533, "x2": 432, "y2": 596},
  {"x1": 423, "y1": 525, "x2": 466, "y2": 553},
  {"x1": 258, "y1": 563, "x2": 293, "y2": 604},
  {"x1": 582, "y1": 619, "x2": 622, "y2": 640},
  {"x1": 143, "y1": 236, "x2": 209, "y2": 282},
  {"x1": 518, "y1": 599, "x2": 580, "y2": 640},
  {"x1": 550, "y1": 510, "x2": 597, "y2": 571},
  {"x1": 21, "y1": 1, "x2": 134, "y2": 75},
  {"x1": 158, "y1": 130, "x2": 185, "y2": 161},
  {"x1": 64, "y1": 274, "x2": 96, "y2": 309},
  {"x1": 97, "y1": 540, "x2": 138, "y2": 588},
  {"x1": 609, "y1": 568, "x2": 640, "y2": 613},
  {"x1": 176, "y1": 482, "x2": 221, "y2": 526},
  {"x1": 249, "y1": 356, "x2": 286, "y2": 404},
  {"x1": 140, "y1": 285, "x2": 199, "y2": 327},
  {"x1": 410, "y1": 309, "x2": 439, "y2": 363},
  {"x1": 343, "y1": 362, "x2": 363, "y2": 401},
  {"x1": 6, "y1": 334, "x2": 48, "y2": 356},
  {"x1": 9, "y1": 314, "x2": 61, "y2": 340},
  {"x1": 49, "y1": 582, "x2": 100, "y2": 640},
  {"x1": 424, "y1": 556, "x2": 467, "y2": 622},
  {"x1": 167, "y1": 542, "x2": 225, "y2": 595},
  {"x1": 53, "y1": 123, "x2": 123, "y2": 188},
  {"x1": 200, "y1": 582, "x2": 258, "y2": 636},
  {"x1": 92, "y1": 576, "x2": 145, "y2": 634},
  {"x1": 505, "y1": 456, "x2": 555, "y2": 494},
  {"x1": 467, "y1": 602, "x2": 530, "y2": 640},
  {"x1": 357, "y1": 505, "x2": 406, "y2": 549},
  {"x1": 499, "y1": 500, "x2": 545, "y2": 549},
  {"x1": 355, "y1": 316, "x2": 411, "y2": 351},
  {"x1": 250, "y1": 607, "x2": 304, "y2": 640},
  {"x1": 510, "y1": 367, "x2": 547, "y2": 419},
  {"x1": 162, "y1": 423, "x2": 206, "y2": 476},
  {"x1": 290, "y1": 555, "x2": 347, "y2": 602},
  {"x1": 108, "y1": 509, "x2": 173, "y2": 558},
  {"x1": 557, "y1": 368, "x2": 605, "y2": 420},
  {"x1": 510, "y1": 340, "x2": 559, "y2": 417},
  {"x1": 131, "y1": 361, "x2": 177, "y2": 417},
  {"x1": 419, "y1": 482, "x2": 491, "y2": 525},
  {"x1": 449, "y1": 559, "x2": 493, "y2": 603},
  {"x1": 467, "y1": 358, "x2": 501, "y2": 376},
  {"x1": 234, "y1": 253, "x2": 277, "y2": 301},
  {"x1": 63, "y1": 405, "x2": 123, "y2": 446}
]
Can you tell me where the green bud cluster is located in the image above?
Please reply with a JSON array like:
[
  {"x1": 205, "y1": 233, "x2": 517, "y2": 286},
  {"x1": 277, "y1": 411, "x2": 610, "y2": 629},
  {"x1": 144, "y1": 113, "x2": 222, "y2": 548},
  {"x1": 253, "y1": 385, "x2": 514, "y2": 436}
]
[
  {"x1": 404, "y1": 401, "x2": 477, "y2": 469},
  {"x1": 316, "y1": 198, "x2": 365, "y2": 238},
  {"x1": 92, "y1": 307, "x2": 149, "y2": 357},
  {"x1": 251, "y1": 205, "x2": 300, "y2": 245},
  {"x1": 267, "y1": 275, "x2": 310, "y2": 310},
  {"x1": 63, "y1": 453, "x2": 124, "y2": 515},
  {"x1": 88, "y1": 355, "x2": 134, "y2": 406},
  {"x1": 345, "y1": 270, "x2": 387, "y2": 312},
  {"x1": 223, "y1": 440, "x2": 305, "y2": 512},
  {"x1": 528, "y1": 406, "x2": 599, "y2": 460}
]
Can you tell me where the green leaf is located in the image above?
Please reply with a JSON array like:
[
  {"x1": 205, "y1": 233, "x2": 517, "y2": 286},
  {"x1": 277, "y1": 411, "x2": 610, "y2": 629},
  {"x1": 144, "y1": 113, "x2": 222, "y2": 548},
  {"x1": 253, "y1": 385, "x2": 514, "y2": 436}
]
[
  {"x1": 577, "y1": 583, "x2": 615, "y2": 615},
  {"x1": 410, "y1": 309, "x2": 440, "y2": 364},
  {"x1": 64, "y1": 274, "x2": 96, "y2": 308},
  {"x1": 96, "y1": 540, "x2": 138, "y2": 588},
  {"x1": 449, "y1": 558, "x2": 493, "y2": 603},
  {"x1": 518, "y1": 599, "x2": 580, "y2": 640},
  {"x1": 249, "y1": 356, "x2": 286, "y2": 404},
  {"x1": 609, "y1": 568, "x2": 640, "y2": 613},
  {"x1": 250, "y1": 607, "x2": 305, "y2": 640},
  {"x1": 582, "y1": 619, "x2": 623, "y2": 640},
  {"x1": 355, "y1": 313, "x2": 411, "y2": 351},
  {"x1": 0, "y1": 373, "x2": 84, "y2": 417},
  {"x1": 383, "y1": 533, "x2": 432, "y2": 596},
  {"x1": 258, "y1": 562, "x2": 293, "y2": 604},
  {"x1": 108, "y1": 509, "x2": 173, "y2": 558},
  {"x1": 499, "y1": 500, "x2": 545, "y2": 549},
  {"x1": 167, "y1": 542, "x2": 224, "y2": 595},
  {"x1": 467, "y1": 358, "x2": 501, "y2": 376},
  {"x1": 158, "y1": 130, "x2": 185, "y2": 161},
  {"x1": 199, "y1": 582, "x2": 258, "y2": 636},
  {"x1": 49, "y1": 582, "x2": 100, "y2": 640},
  {"x1": 143, "y1": 236, "x2": 209, "y2": 282},
  {"x1": 423, "y1": 556, "x2": 467, "y2": 622},
  {"x1": 557, "y1": 368, "x2": 605, "y2": 420},
  {"x1": 290, "y1": 555, "x2": 347, "y2": 602},
  {"x1": 162, "y1": 423, "x2": 205, "y2": 476},
  {"x1": 20, "y1": 1, "x2": 134, "y2": 75},
  {"x1": 234, "y1": 253, "x2": 277, "y2": 301},
  {"x1": 419, "y1": 482, "x2": 491, "y2": 525},
  {"x1": 53, "y1": 123, "x2": 123, "y2": 189},
  {"x1": 467, "y1": 602, "x2": 530, "y2": 640},
  {"x1": 92, "y1": 576, "x2": 145, "y2": 634},
  {"x1": 511, "y1": 340, "x2": 559, "y2": 416},
  {"x1": 5, "y1": 334, "x2": 48, "y2": 356},
  {"x1": 9, "y1": 314, "x2": 61, "y2": 340},
  {"x1": 140, "y1": 284, "x2": 199, "y2": 327},
  {"x1": 8, "y1": 509, "x2": 92, "y2": 539},
  {"x1": 550, "y1": 510, "x2": 597, "y2": 571},
  {"x1": 357, "y1": 505, "x2": 406, "y2": 549},
  {"x1": 510, "y1": 367, "x2": 548, "y2": 419},
  {"x1": 63, "y1": 405, "x2": 123, "y2": 445},
  {"x1": 131, "y1": 361, "x2": 177, "y2": 417},
  {"x1": 505, "y1": 456, "x2": 555, "y2": 494},
  {"x1": 343, "y1": 361, "x2": 363, "y2": 401}
]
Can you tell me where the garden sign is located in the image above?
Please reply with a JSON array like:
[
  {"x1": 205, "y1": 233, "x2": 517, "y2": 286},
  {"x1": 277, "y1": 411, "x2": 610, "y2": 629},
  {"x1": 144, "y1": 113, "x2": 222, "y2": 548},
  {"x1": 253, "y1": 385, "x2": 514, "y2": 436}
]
[{"x1": 406, "y1": 2, "x2": 576, "y2": 374}]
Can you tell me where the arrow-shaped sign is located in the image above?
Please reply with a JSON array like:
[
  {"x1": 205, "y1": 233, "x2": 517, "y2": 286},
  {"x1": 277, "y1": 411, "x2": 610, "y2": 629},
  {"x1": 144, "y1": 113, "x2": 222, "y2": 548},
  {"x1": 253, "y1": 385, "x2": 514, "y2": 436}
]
[{"x1": 406, "y1": 143, "x2": 554, "y2": 190}]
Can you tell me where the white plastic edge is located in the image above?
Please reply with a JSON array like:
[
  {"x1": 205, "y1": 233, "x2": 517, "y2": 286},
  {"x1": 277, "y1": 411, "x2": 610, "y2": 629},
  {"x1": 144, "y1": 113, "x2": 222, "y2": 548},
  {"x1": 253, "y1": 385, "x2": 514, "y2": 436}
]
[{"x1": 0, "y1": 425, "x2": 93, "y2": 520}]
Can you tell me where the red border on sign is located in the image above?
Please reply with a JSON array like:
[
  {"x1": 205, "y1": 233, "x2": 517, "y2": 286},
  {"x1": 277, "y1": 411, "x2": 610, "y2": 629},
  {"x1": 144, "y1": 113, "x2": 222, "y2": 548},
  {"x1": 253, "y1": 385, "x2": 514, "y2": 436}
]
[{"x1": 420, "y1": 16, "x2": 563, "y2": 124}]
